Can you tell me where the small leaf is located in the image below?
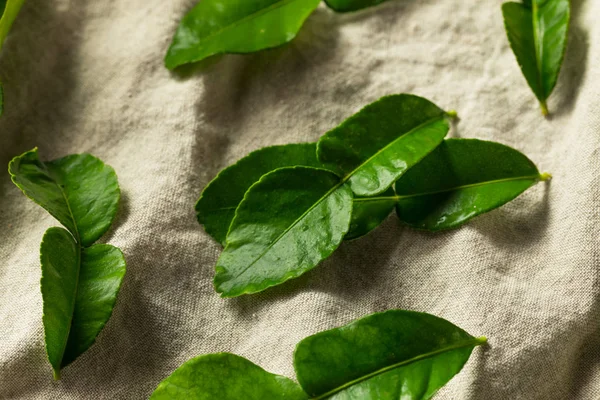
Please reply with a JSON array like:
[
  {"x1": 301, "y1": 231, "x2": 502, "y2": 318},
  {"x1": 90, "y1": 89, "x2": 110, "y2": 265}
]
[
  {"x1": 9, "y1": 148, "x2": 120, "y2": 247},
  {"x1": 215, "y1": 167, "x2": 353, "y2": 297},
  {"x1": 0, "y1": 0, "x2": 25, "y2": 52},
  {"x1": 324, "y1": 0, "x2": 392, "y2": 13},
  {"x1": 164, "y1": 0, "x2": 321, "y2": 69},
  {"x1": 394, "y1": 139, "x2": 546, "y2": 231},
  {"x1": 150, "y1": 353, "x2": 308, "y2": 400},
  {"x1": 346, "y1": 188, "x2": 396, "y2": 240},
  {"x1": 40, "y1": 228, "x2": 126, "y2": 379},
  {"x1": 502, "y1": 0, "x2": 570, "y2": 115},
  {"x1": 294, "y1": 310, "x2": 486, "y2": 399},
  {"x1": 196, "y1": 143, "x2": 327, "y2": 245},
  {"x1": 317, "y1": 94, "x2": 451, "y2": 197}
]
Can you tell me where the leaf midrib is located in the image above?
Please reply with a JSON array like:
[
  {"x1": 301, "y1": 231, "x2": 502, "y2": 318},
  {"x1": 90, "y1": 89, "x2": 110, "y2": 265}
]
[
  {"x1": 353, "y1": 174, "x2": 542, "y2": 203},
  {"x1": 181, "y1": 0, "x2": 301, "y2": 52},
  {"x1": 309, "y1": 337, "x2": 486, "y2": 400},
  {"x1": 531, "y1": 0, "x2": 546, "y2": 98},
  {"x1": 222, "y1": 115, "x2": 448, "y2": 291}
]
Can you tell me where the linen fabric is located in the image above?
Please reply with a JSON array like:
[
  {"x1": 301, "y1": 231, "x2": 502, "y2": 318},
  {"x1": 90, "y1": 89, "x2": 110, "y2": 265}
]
[{"x1": 0, "y1": 0, "x2": 598, "y2": 398}]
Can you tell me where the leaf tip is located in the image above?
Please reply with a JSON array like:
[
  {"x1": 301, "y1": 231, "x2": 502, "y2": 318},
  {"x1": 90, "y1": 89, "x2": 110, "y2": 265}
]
[
  {"x1": 539, "y1": 172, "x2": 552, "y2": 182},
  {"x1": 475, "y1": 336, "x2": 488, "y2": 346},
  {"x1": 445, "y1": 110, "x2": 459, "y2": 120}
]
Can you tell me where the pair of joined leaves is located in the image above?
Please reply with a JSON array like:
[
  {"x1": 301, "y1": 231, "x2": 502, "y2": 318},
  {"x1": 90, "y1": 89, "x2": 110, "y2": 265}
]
[
  {"x1": 0, "y1": 0, "x2": 26, "y2": 116},
  {"x1": 9, "y1": 149, "x2": 125, "y2": 379},
  {"x1": 197, "y1": 94, "x2": 549, "y2": 298},
  {"x1": 502, "y1": 0, "x2": 570, "y2": 115},
  {"x1": 151, "y1": 310, "x2": 487, "y2": 399},
  {"x1": 164, "y1": 0, "x2": 394, "y2": 69}
]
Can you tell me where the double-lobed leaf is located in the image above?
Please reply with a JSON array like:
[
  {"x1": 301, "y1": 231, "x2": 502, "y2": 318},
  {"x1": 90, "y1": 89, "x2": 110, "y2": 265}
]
[
  {"x1": 213, "y1": 94, "x2": 450, "y2": 297},
  {"x1": 151, "y1": 310, "x2": 486, "y2": 399},
  {"x1": 352, "y1": 138, "x2": 547, "y2": 231},
  {"x1": 164, "y1": 0, "x2": 321, "y2": 69},
  {"x1": 502, "y1": 0, "x2": 570, "y2": 115},
  {"x1": 9, "y1": 148, "x2": 125, "y2": 379}
]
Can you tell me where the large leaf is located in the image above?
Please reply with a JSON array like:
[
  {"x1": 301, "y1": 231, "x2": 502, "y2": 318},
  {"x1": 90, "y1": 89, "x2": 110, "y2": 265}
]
[
  {"x1": 196, "y1": 143, "x2": 327, "y2": 245},
  {"x1": 164, "y1": 0, "x2": 321, "y2": 69},
  {"x1": 502, "y1": 0, "x2": 570, "y2": 115},
  {"x1": 150, "y1": 353, "x2": 308, "y2": 400},
  {"x1": 150, "y1": 310, "x2": 484, "y2": 399},
  {"x1": 214, "y1": 167, "x2": 353, "y2": 297},
  {"x1": 40, "y1": 227, "x2": 126, "y2": 379},
  {"x1": 393, "y1": 139, "x2": 547, "y2": 231},
  {"x1": 317, "y1": 94, "x2": 451, "y2": 197},
  {"x1": 294, "y1": 310, "x2": 486, "y2": 399},
  {"x1": 9, "y1": 148, "x2": 120, "y2": 247},
  {"x1": 324, "y1": 0, "x2": 391, "y2": 13}
]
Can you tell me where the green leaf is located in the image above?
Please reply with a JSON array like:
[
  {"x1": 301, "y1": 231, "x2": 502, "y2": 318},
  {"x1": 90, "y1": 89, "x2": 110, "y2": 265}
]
[
  {"x1": 214, "y1": 166, "x2": 353, "y2": 297},
  {"x1": 393, "y1": 139, "x2": 547, "y2": 231},
  {"x1": 324, "y1": 0, "x2": 391, "y2": 13},
  {"x1": 164, "y1": 0, "x2": 321, "y2": 69},
  {"x1": 196, "y1": 143, "x2": 327, "y2": 245},
  {"x1": 502, "y1": 0, "x2": 570, "y2": 115},
  {"x1": 345, "y1": 188, "x2": 396, "y2": 240},
  {"x1": 294, "y1": 310, "x2": 486, "y2": 399},
  {"x1": 9, "y1": 148, "x2": 120, "y2": 247},
  {"x1": 40, "y1": 228, "x2": 126, "y2": 379},
  {"x1": 317, "y1": 94, "x2": 451, "y2": 197},
  {"x1": 0, "y1": 0, "x2": 24, "y2": 52},
  {"x1": 150, "y1": 311, "x2": 485, "y2": 399},
  {"x1": 10, "y1": 148, "x2": 125, "y2": 378},
  {"x1": 150, "y1": 353, "x2": 308, "y2": 400}
]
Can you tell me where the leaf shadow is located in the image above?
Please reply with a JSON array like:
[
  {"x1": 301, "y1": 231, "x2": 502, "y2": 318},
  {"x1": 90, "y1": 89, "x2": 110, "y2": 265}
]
[
  {"x1": 550, "y1": 0, "x2": 588, "y2": 118},
  {"x1": 469, "y1": 181, "x2": 550, "y2": 250},
  {"x1": 100, "y1": 190, "x2": 131, "y2": 245}
]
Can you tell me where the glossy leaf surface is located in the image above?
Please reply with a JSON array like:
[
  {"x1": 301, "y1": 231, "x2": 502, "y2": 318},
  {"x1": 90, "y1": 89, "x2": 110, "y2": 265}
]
[
  {"x1": 165, "y1": 0, "x2": 321, "y2": 69},
  {"x1": 346, "y1": 188, "x2": 396, "y2": 240},
  {"x1": 394, "y1": 139, "x2": 544, "y2": 231},
  {"x1": 317, "y1": 94, "x2": 450, "y2": 197},
  {"x1": 324, "y1": 0, "x2": 391, "y2": 13},
  {"x1": 9, "y1": 148, "x2": 120, "y2": 247},
  {"x1": 502, "y1": 0, "x2": 570, "y2": 114},
  {"x1": 40, "y1": 228, "x2": 126, "y2": 379},
  {"x1": 196, "y1": 143, "x2": 326, "y2": 245},
  {"x1": 294, "y1": 310, "x2": 485, "y2": 399},
  {"x1": 214, "y1": 167, "x2": 352, "y2": 297},
  {"x1": 150, "y1": 353, "x2": 308, "y2": 400}
]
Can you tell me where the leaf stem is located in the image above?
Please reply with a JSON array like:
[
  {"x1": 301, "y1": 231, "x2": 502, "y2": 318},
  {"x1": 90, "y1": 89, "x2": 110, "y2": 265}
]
[
  {"x1": 53, "y1": 369, "x2": 61, "y2": 381},
  {"x1": 539, "y1": 100, "x2": 549, "y2": 116},
  {"x1": 445, "y1": 110, "x2": 458, "y2": 120}
]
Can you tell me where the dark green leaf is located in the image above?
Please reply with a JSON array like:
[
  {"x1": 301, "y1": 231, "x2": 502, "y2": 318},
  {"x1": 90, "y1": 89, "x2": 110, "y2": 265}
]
[
  {"x1": 9, "y1": 148, "x2": 120, "y2": 247},
  {"x1": 294, "y1": 310, "x2": 486, "y2": 399},
  {"x1": 214, "y1": 167, "x2": 353, "y2": 297},
  {"x1": 10, "y1": 148, "x2": 125, "y2": 379},
  {"x1": 502, "y1": 0, "x2": 570, "y2": 115},
  {"x1": 324, "y1": 0, "x2": 391, "y2": 13},
  {"x1": 345, "y1": 188, "x2": 396, "y2": 240},
  {"x1": 164, "y1": 0, "x2": 321, "y2": 69},
  {"x1": 196, "y1": 143, "x2": 327, "y2": 245},
  {"x1": 393, "y1": 139, "x2": 546, "y2": 231},
  {"x1": 40, "y1": 227, "x2": 126, "y2": 379},
  {"x1": 317, "y1": 94, "x2": 451, "y2": 197},
  {"x1": 150, "y1": 353, "x2": 308, "y2": 400}
]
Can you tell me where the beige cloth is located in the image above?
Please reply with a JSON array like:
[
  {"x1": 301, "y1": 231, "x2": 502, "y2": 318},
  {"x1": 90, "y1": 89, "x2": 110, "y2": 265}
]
[{"x1": 1, "y1": 0, "x2": 599, "y2": 398}]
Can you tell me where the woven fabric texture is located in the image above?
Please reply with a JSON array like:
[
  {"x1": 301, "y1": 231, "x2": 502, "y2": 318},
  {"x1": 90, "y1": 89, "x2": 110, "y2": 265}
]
[{"x1": 1, "y1": 0, "x2": 599, "y2": 398}]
